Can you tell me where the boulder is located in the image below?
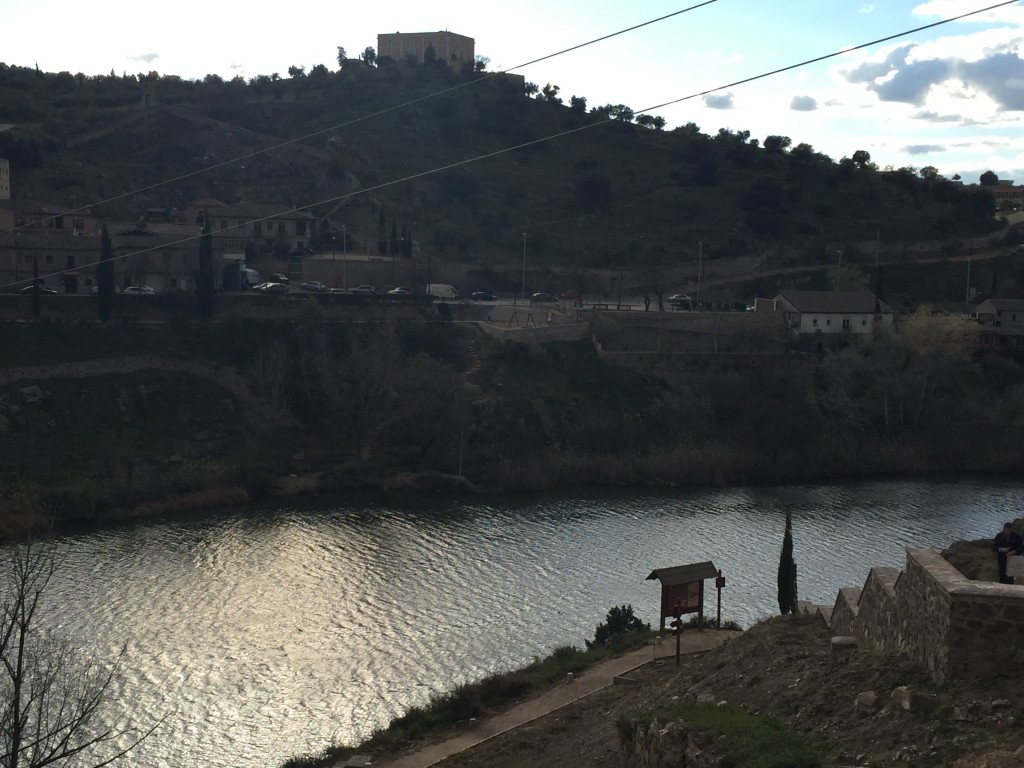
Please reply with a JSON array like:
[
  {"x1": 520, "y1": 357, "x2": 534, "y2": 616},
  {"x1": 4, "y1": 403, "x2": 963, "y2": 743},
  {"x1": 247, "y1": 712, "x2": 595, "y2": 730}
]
[{"x1": 855, "y1": 690, "x2": 879, "y2": 713}]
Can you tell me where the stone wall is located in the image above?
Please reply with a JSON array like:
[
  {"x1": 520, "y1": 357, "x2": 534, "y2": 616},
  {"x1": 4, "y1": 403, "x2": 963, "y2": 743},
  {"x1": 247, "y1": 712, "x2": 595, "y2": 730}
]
[
  {"x1": 854, "y1": 567, "x2": 900, "y2": 653},
  {"x1": 847, "y1": 549, "x2": 1024, "y2": 684},
  {"x1": 829, "y1": 587, "x2": 861, "y2": 635}
]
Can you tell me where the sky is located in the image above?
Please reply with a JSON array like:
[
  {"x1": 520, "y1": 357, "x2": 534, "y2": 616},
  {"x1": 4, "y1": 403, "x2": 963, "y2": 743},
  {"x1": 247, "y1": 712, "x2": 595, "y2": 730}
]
[{"x1": 5, "y1": 0, "x2": 1024, "y2": 184}]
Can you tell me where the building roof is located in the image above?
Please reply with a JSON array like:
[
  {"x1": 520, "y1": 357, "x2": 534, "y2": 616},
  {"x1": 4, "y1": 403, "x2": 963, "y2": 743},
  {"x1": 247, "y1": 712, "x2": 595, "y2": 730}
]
[
  {"x1": 190, "y1": 201, "x2": 314, "y2": 220},
  {"x1": 977, "y1": 298, "x2": 1024, "y2": 312},
  {"x1": 646, "y1": 562, "x2": 718, "y2": 585},
  {"x1": 775, "y1": 290, "x2": 895, "y2": 315}
]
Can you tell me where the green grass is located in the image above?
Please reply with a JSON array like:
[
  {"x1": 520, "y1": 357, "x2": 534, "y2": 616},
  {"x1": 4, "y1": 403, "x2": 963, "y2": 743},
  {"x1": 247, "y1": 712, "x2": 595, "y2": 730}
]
[{"x1": 622, "y1": 700, "x2": 823, "y2": 768}]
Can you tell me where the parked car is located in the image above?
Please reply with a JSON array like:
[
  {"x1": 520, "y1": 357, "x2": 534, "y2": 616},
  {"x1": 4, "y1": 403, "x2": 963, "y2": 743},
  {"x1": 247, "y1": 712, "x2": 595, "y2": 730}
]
[
  {"x1": 20, "y1": 284, "x2": 58, "y2": 295},
  {"x1": 530, "y1": 292, "x2": 557, "y2": 303},
  {"x1": 387, "y1": 287, "x2": 411, "y2": 296},
  {"x1": 270, "y1": 273, "x2": 290, "y2": 284},
  {"x1": 123, "y1": 286, "x2": 156, "y2": 295},
  {"x1": 351, "y1": 285, "x2": 376, "y2": 295},
  {"x1": 301, "y1": 281, "x2": 328, "y2": 292},
  {"x1": 471, "y1": 291, "x2": 497, "y2": 301},
  {"x1": 560, "y1": 289, "x2": 580, "y2": 301},
  {"x1": 668, "y1": 293, "x2": 692, "y2": 307},
  {"x1": 254, "y1": 282, "x2": 288, "y2": 294}
]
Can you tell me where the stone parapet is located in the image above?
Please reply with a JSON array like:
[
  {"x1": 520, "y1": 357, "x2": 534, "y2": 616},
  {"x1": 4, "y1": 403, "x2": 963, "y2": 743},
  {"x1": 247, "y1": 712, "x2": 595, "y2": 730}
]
[
  {"x1": 842, "y1": 548, "x2": 1024, "y2": 684},
  {"x1": 829, "y1": 587, "x2": 861, "y2": 634},
  {"x1": 854, "y1": 566, "x2": 900, "y2": 653}
]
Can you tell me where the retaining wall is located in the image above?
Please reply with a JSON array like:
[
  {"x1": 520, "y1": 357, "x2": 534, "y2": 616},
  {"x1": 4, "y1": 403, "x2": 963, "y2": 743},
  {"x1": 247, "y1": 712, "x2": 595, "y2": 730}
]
[{"x1": 848, "y1": 548, "x2": 1024, "y2": 683}]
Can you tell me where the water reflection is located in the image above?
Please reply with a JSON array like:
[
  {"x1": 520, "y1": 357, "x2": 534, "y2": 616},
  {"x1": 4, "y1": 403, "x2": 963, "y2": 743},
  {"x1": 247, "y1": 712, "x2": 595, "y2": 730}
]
[{"x1": 15, "y1": 479, "x2": 1020, "y2": 767}]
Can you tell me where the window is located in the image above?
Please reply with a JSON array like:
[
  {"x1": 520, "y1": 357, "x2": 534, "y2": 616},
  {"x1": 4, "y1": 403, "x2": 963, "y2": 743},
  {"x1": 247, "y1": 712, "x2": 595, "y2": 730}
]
[
  {"x1": 221, "y1": 219, "x2": 228, "y2": 229},
  {"x1": 170, "y1": 278, "x2": 178, "y2": 288},
  {"x1": 45, "y1": 254, "x2": 53, "y2": 264},
  {"x1": 296, "y1": 221, "x2": 307, "y2": 235},
  {"x1": 266, "y1": 221, "x2": 273, "y2": 233},
  {"x1": 811, "y1": 318, "x2": 818, "y2": 326},
  {"x1": 862, "y1": 319, "x2": 867, "y2": 326},
  {"x1": 278, "y1": 223, "x2": 286, "y2": 235},
  {"x1": 54, "y1": 216, "x2": 64, "y2": 229},
  {"x1": 23, "y1": 255, "x2": 30, "y2": 264},
  {"x1": 842, "y1": 319, "x2": 851, "y2": 331},
  {"x1": 826, "y1": 318, "x2": 831, "y2": 326},
  {"x1": 67, "y1": 254, "x2": 76, "y2": 269}
]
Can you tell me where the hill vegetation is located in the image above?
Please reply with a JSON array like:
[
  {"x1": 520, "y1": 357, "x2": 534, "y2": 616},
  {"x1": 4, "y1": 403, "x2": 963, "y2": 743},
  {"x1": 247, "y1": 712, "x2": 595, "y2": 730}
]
[{"x1": 0, "y1": 59, "x2": 1002, "y2": 275}]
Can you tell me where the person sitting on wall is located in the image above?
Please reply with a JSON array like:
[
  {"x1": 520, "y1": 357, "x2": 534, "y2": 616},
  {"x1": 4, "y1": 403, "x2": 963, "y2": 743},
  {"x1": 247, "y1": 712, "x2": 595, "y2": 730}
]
[{"x1": 993, "y1": 522, "x2": 1023, "y2": 584}]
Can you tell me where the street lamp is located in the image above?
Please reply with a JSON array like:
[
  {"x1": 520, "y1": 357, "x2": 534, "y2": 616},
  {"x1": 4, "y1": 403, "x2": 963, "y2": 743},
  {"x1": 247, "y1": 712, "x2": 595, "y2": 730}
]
[{"x1": 520, "y1": 231, "x2": 528, "y2": 301}]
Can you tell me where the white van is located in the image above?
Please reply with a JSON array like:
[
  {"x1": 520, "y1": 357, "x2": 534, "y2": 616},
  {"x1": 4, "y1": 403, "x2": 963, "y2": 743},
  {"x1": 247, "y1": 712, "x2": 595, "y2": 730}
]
[{"x1": 427, "y1": 284, "x2": 460, "y2": 301}]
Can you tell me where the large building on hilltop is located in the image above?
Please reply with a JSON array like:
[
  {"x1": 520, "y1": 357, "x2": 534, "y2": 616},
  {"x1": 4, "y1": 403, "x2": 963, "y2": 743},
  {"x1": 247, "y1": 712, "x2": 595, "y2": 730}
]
[{"x1": 377, "y1": 30, "x2": 474, "y2": 70}]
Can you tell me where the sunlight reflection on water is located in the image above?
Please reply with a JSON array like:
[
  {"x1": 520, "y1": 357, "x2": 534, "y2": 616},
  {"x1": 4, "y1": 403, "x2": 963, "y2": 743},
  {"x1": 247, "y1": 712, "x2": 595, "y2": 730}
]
[{"x1": 18, "y1": 478, "x2": 1021, "y2": 767}]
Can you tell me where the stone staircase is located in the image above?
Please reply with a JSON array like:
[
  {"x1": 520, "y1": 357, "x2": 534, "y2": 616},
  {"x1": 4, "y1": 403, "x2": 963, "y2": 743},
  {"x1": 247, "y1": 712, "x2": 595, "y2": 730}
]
[{"x1": 796, "y1": 552, "x2": 1024, "y2": 684}]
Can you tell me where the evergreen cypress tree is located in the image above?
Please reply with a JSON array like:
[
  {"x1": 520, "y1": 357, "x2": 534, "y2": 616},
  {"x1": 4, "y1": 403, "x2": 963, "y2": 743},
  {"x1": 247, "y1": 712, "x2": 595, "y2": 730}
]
[
  {"x1": 97, "y1": 225, "x2": 114, "y2": 321},
  {"x1": 377, "y1": 207, "x2": 387, "y2": 255},
  {"x1": 389, "y1": 219, "x2": 399, "y2": 257},
  {"x1": 777, "y1": 509, "x2": 798, "y2": 615},
  {"x1": 197, "y1": 215, "x2": 214, "y2": 320}
]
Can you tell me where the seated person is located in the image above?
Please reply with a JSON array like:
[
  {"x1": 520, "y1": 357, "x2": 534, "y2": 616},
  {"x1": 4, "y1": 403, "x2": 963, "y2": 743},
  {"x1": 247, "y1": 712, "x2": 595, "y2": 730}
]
[{"x1": 993, "y1": 522, "x2": 1024, "y2": 584}]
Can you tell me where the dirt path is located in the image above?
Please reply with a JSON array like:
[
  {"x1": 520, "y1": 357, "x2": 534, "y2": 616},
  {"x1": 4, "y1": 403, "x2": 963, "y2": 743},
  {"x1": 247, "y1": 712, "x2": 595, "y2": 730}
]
[{"x1": 361, "y1": 630, "x2": 739, "y2": 768}]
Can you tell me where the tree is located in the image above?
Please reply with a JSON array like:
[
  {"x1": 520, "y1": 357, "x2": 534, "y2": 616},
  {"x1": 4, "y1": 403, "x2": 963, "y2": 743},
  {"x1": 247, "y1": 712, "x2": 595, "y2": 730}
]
[
  {"x1": 524, "y1": 81, "x2": 539, "y2": 97},
  {"x1": 359, "y1": 47, "x2": 376, "y2": 67},
  {"x1": 474, "y1": 55, "x2": 489, "y2": 73},
  {"x1": 0, "y1": 537, "x2": 157, "y2": 767},
  {"x1": 336, "y1": 47, "x2": 347, "y2": 67},
  {"x1": 389, "y1": 219, "x2": 399, "y2": 258},
  {"x1": 423, "y1": 45, "x2": 437, "y2": 66},
  {"x1": 763, "y1": 135, "x2": 792, "y2": 154},
  {"x1": 96, "y1": 225, "x2": 114, "y2": 321},
  {"x1": 777, "y1": 509, "x2": 798, "y2": 615},
  {"x1": 851, "y1": 150, "x2": 872, "y2": 169},
  {"x1": 585, "y1": 605, "x2": 649, "y2": 649},
  {"x1": 980, "y1": 170, "x2": 999, "y2": 186},
  {"x1": 286, "y1": 65, "x2": 305, "y2": 78},
  {"x1": 569, "y1": 95, "x2": 587, "y2": 114},
  {"x1": 197, "y1": 215, "x2": 214, "y2": 321},
  {"x1": 377, "y1": 207, "x2": 387, "y2": 255},
  {"x1": 539, "y1": 83, "x2": 561, "y2": 105}
]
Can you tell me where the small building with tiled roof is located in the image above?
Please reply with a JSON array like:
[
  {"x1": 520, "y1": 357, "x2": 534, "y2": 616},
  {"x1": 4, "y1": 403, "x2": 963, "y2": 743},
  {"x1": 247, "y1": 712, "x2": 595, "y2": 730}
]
[
  {"x1": 973, "y1": 298, "x2": 1024, "y2": 346},
  {"x1": 772, "y1": 290, "x2": 896, "y2": 340}
]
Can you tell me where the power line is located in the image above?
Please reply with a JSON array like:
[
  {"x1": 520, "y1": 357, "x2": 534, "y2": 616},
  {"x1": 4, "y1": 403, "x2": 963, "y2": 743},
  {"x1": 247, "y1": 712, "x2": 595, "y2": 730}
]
[{"x1": 1, "y1": 0, "x2": 1015, "y2": 291}]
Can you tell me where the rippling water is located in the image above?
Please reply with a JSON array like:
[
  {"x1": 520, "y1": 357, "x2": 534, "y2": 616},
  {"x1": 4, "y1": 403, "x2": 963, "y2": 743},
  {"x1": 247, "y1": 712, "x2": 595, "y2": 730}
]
[{"x1": 17, "y1": 478, "x2": 1023, "y2": 767}]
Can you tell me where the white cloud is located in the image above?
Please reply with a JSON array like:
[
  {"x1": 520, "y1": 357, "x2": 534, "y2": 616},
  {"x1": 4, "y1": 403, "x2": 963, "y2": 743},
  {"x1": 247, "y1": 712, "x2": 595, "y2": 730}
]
[
  {"x1": 703, "y1": 93, "x2": 734, "y2": 110},
  {"x1": 860, "y1": 4, "x2": 874, "y2": 13},
  {"x1": 790, "y1": 95, "x2": 818, "y2": 111}
]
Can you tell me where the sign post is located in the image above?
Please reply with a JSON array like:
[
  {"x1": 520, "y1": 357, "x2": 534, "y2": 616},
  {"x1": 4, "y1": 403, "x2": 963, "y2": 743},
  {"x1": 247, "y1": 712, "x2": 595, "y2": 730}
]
[
  {"x1": 715, "y1": 570, "x2": 726, "y2": 629},
  {"x1": 670, "y1": 601, "x2": 683, "y2": 667}
]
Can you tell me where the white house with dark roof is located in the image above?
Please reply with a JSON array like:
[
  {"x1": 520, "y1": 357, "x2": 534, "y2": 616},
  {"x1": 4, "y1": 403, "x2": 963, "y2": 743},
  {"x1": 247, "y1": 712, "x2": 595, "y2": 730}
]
[
  {"x1": 771, "y1": 290, "x2": 896, "y2": 337},
  {"x1": 973, "y1": 298, "x2": 1024, "y2": 346}
]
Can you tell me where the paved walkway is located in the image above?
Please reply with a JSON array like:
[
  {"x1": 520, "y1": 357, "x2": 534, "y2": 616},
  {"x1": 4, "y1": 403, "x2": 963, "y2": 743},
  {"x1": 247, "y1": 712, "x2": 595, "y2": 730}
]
[{"x1": 356, "y1": 630, "x2": 739, "y2": 768}]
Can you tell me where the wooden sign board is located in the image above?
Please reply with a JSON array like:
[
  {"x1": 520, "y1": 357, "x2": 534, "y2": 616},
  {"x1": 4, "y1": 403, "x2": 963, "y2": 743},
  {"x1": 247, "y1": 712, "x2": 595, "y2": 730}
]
[{"x1": 662, "y1": 580, "x2": 702, "y2": 616}]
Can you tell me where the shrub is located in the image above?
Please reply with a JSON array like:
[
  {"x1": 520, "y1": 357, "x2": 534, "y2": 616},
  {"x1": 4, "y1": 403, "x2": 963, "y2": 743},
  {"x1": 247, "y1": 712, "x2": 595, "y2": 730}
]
[{"x1": 586, "y1": 604, "x2": 649, "y2": 649}]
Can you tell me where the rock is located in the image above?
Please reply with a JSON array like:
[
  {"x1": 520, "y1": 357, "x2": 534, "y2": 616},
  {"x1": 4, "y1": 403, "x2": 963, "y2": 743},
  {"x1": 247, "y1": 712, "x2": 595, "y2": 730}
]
[
  {"x1": 831, "y1": 636, "x2": 858, "y2": 650},
  {"x1": 695, "y1": 693, "x2": 716, "y2": 704},
  {"x1": 953, "y1": 702, "x2": 981, "y2": 722},
  {"x1": 890, "y1": 686, "x2": 939, "y2": 715},
  {"x1": 169, "y1": 455, "x2": 184, "y2": 464},
  {"x1": 992, "y1": 699, "x2": 1011, "y2": 709},
  {"x1": 855, "y1": 690, "x2": 879, "y2": 713},
  {"x1": 18, "y1": 385, "x2": 43, "y2": 404}
]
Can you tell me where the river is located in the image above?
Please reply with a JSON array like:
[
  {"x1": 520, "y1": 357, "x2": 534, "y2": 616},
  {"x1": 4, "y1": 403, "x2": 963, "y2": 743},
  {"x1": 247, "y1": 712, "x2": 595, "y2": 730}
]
[{"x1": 15, "y1": 478, "x2": 1022, "y2": 767}]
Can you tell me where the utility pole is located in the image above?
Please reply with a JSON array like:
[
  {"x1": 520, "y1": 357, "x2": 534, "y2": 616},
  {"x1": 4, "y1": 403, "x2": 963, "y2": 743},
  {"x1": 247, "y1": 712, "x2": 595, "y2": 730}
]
[
  {"x1": 521, "y1": 232, "x2": 527, "y2": 301},
  {"x1": 696, "y1": 242, "x2": 702, "y2": 311}
]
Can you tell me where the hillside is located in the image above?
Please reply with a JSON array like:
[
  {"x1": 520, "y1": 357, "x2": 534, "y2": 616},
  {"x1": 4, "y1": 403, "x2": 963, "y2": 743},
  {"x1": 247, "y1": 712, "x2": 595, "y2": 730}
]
[{"x1": 0, "y1": 61, "x2": 1004, "y2": 274}]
